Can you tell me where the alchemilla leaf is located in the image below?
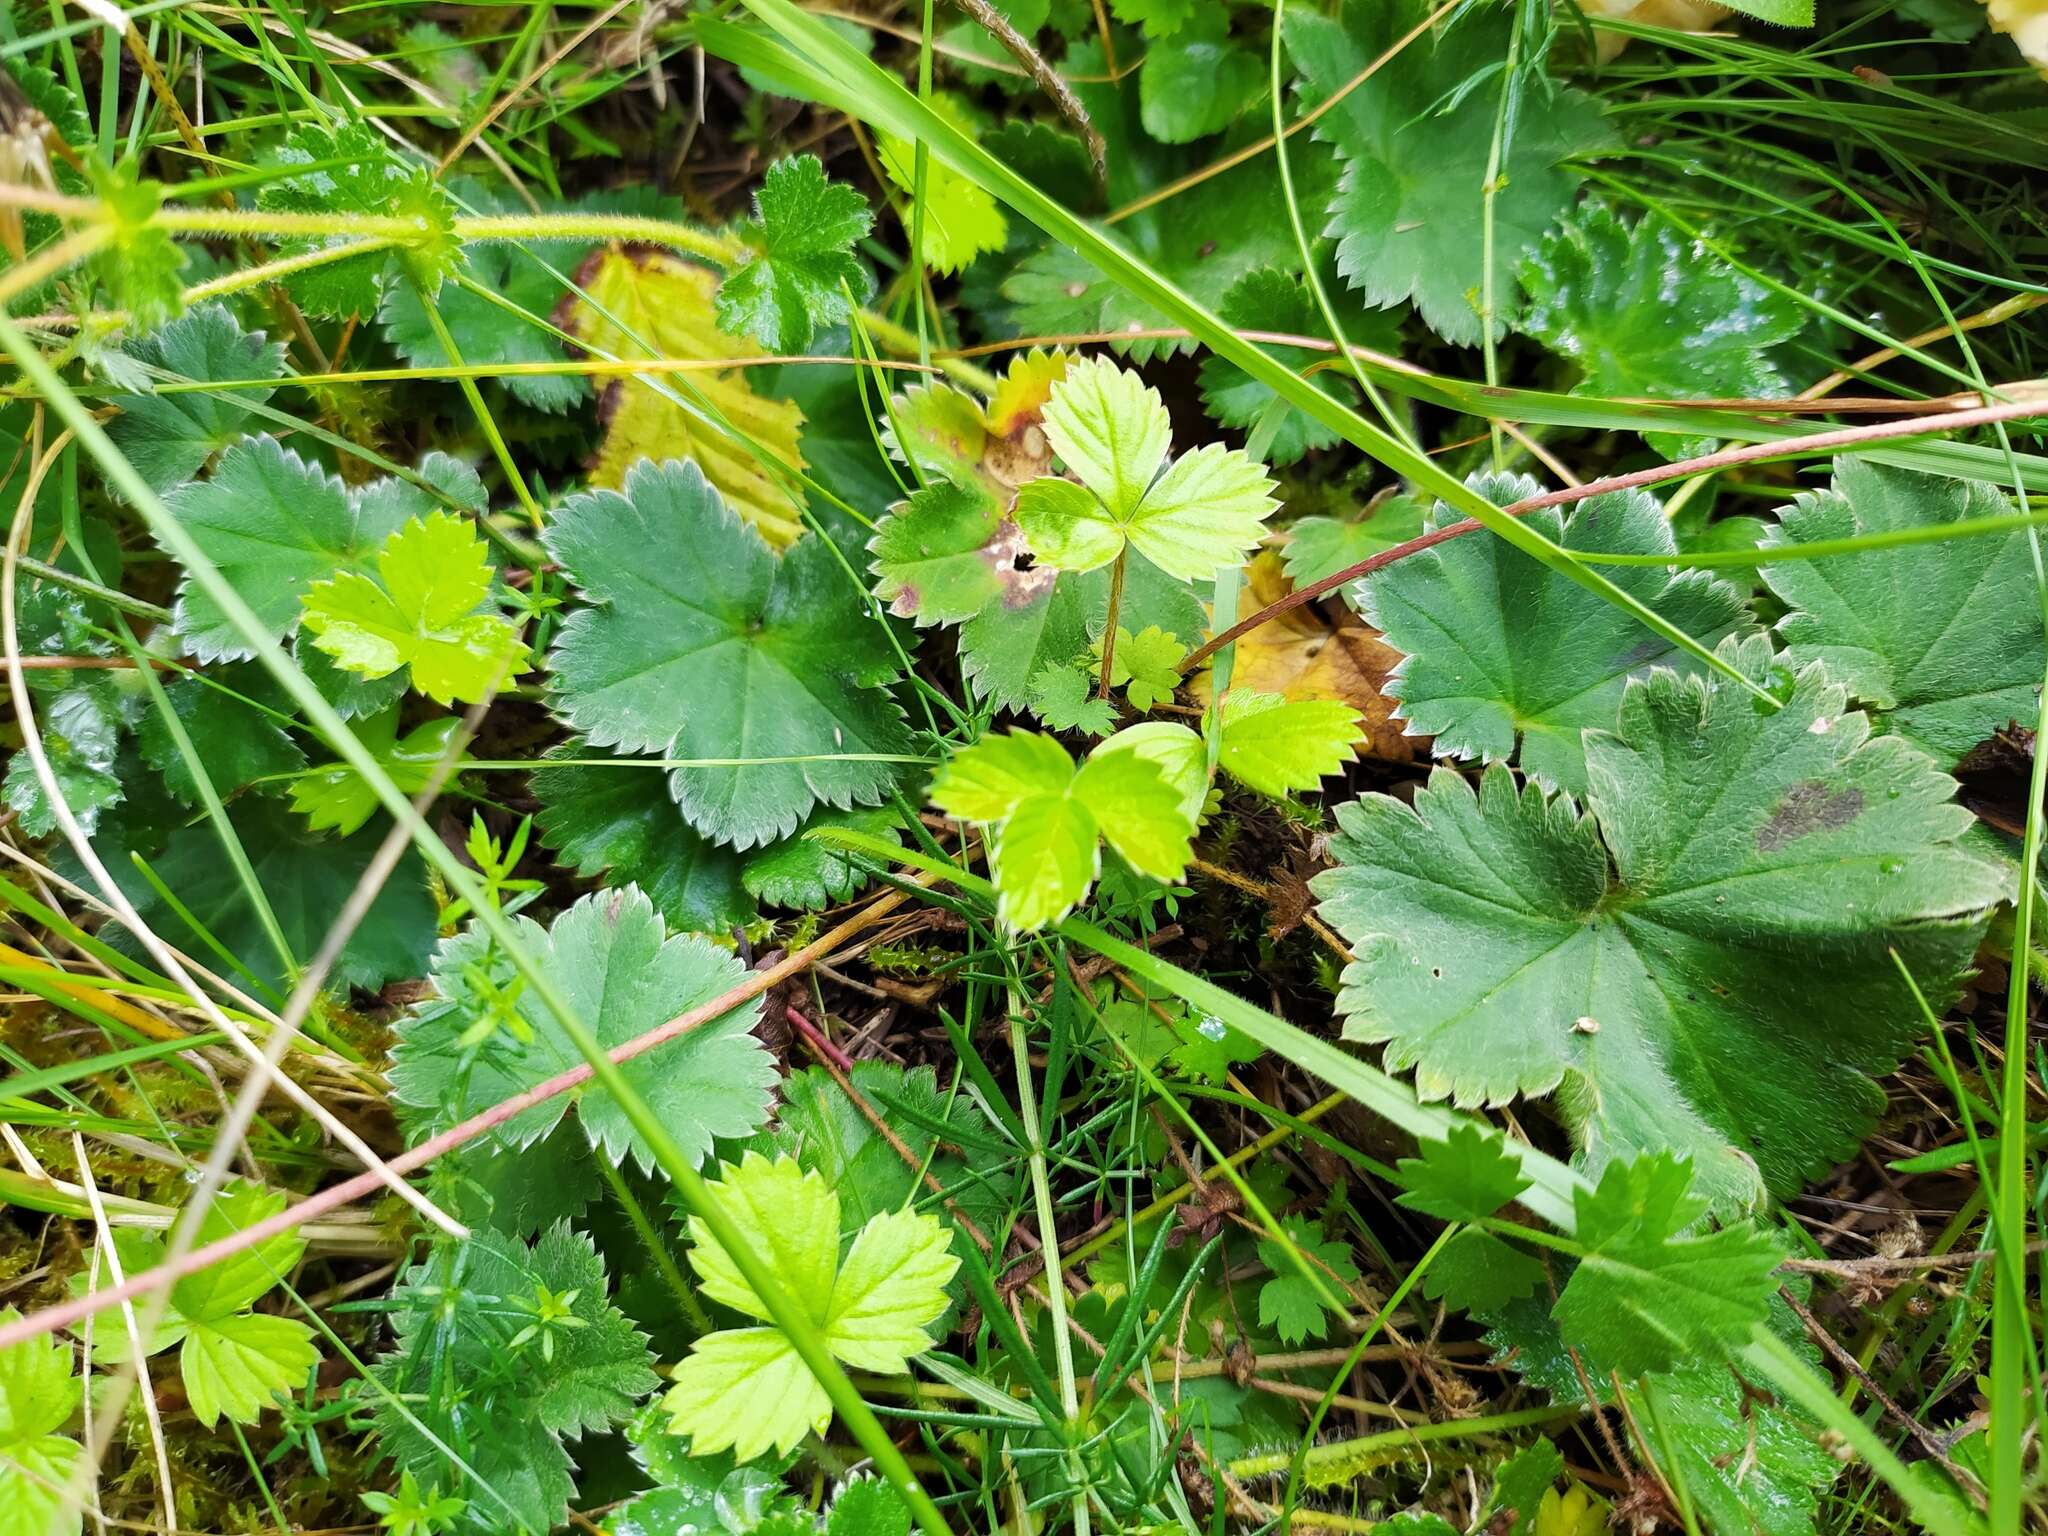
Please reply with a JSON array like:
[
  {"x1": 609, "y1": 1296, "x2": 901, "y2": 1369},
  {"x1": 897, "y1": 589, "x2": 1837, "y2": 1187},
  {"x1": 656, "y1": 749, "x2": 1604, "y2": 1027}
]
[
  {"x1": 1287, "y1": 0, "x2": 1610, "y2": 344},
  {"x1": 1314, "y1": 639, "x2": 2004, "y2": 1210},
  {"x1": 1360, "y1": 473, "x2": 1756, "y2": 796},
  {"x1": 390, "y1": 886, "x2": 774, "y2": 1174},
  {"x1": 1762, "y1": 457, "x2": 2043, "y2": 765},
  {"x1": 107, "y1": 304, "x2": 285, "y2": 494},
  {"x1": 716, "y1": 154, "x2": 874, "y2": 353},
  {"x1": 545, "y1": 458, "x2": 913, "y2": 850}
]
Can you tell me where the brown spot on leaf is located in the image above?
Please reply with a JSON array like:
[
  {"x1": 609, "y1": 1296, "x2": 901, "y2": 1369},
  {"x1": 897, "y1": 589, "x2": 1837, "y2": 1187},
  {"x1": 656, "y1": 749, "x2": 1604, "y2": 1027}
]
[
  {"x1": 888, "y1": 584, "x2": 921, "y2": 619},
  {"x1": 984, "y1": 518, "x2": 1057, "y2": 608},
  {"x1": 1757, "y1": 779, "x2": 1865, "y2": 852}
]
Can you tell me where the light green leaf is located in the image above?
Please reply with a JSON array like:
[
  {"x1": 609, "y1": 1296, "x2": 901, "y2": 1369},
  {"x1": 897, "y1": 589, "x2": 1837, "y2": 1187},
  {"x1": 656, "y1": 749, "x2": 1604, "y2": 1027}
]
[
  {"x1": 91, "y1": 165, "x2": 186, "y2": 330},
  {"x1": 716, "y1": 154, "x2": 873, "y2": 352},
  {"x1": 1395, "y1": 1122, "x2": 1532, "y2": 1223},
  {"x1": 1098, "y1": 625, "x2": 1184, "y2": 711},
  {"x1": 170, "y1": 1180, "x2": 306, "y2": 1322},
  {"x1": 1761, "y1": 458, "x2": 2043, "y2": 765},
  {"x1": 825, "y1": 1478, "x2": 912, "y2": 1536},
  {"x1": 1256, "y1": 1217, "x2": 1359, "y2": 1345},
  {"x1": 0, "y1": 1432, "x2": 82, "y2": 1536},
  {"x1": 823, "y1": 1206, "x2": 959, "y2": 1370},
  {"x1": 390, "y1": 888, "x2": 773, "y2": 1174},
  {"x1": 1314, "y1": 642, "x2": 2004, "y2": 1211},
  {"x1": 930, "y1": 730, "x2": 1073, "y2": 822},
  {"x1": 530, "y1": 743, "x2": 754, "y2": 935},
  {"x1": 107, "y1": 304, "x2": 285, "y2": 494},
  {"x1": 180, "y1": 1311, "x2": 319, "y2": 1427},
  {"x1": 302, "y1": 511, "x2": 528, "y2": 705},
  {"x1": 1287, "y1": 0, "x2": 1610, "y2": 344},
  {"x1": 662, "y1": 1326, "x2": 830, "y2": 1462},
  {"x1": 1485, "y1": 1437, "x2": 1565, "y2": 1532},
  {"x1": 685, "y1": 1151, "x2": 840, "y2": 1324},
  {"x1": 1028, "y1": 665, "x2": 1117, "y2": 734},
  {"x1": 1216, "y1": 691, "x2": 1361, "y2": 797},
  {"x1": 877, "y1": 99, "x2": 1007, "y2": 273},
  {"x1": 1553, "y1": 1154, "x2": 1783, "y2": 1378},
  {"x1": 869, "y1": 479, "x2": 1034, "y2": 626},
  {"x1": 545, "y1": 458, "x2": 912, "y2": 850},
  {"x1": 1360, "y1": 474, "x2": 1755, "y2": 796},
  {"x1": 1072, "y1": 747, "x2": 1196, "y2": 881},
  {"x1": 0, "y1": 1307, "x2": 80, "y2": 1443},
  {"x1": 289, "y1": 715, "x2": 466, "y2": 838},
  {"x1": 1020, "y1": 358, "x2": 1276, "y2": 580},
  {"x1": 993, "y1": 792, "x2": 1100, "y2": 930}
]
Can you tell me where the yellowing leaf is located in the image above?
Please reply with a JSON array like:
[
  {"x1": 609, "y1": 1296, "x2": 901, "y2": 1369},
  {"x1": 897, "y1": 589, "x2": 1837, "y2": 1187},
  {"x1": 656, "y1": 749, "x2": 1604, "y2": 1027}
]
[
  {"x1": 878, "y1": 97, "x2": 1008, "y2": 274},
  {"x1": 561, "y1": 248, "x2": 808, "y2": 547}
]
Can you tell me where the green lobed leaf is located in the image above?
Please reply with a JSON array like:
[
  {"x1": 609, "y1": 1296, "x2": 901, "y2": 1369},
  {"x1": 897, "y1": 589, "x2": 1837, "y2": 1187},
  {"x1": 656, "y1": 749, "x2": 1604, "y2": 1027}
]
[
  {"x1": 716, "y1": 153, "x2": 874, "y2": 352},
  {"x1": 1519, "y1": 198, "x2": 1805, "y2": 411},
  {"x1": 1313, "y1": 639, "x2": 2005, "y2": 1211},
  {"x1": 106, "y1": 304, "x2": 285, "y2": 494},
  {"x1": 1286, "y1": 0, "x2": 1611, "y2": 345},
  {"x1": 181, "y1": 1312, "x2": 319, "y2": 1427},
  {"x1": 1395, "y1": 1122, "x2": 1532, "y2": 1223},
  {"x1": 544, "y1": 458, "x2": 914, "y2": 850},
  {"x1": 1280, "y1": 496, "x2": 1429, "y2": 588},
  {"x1": 531, "y1": 742, "x2": 755, "y2": 934},
  {"x1": 289, "y1": 713, "x2": 466, "y2": 838},
  {"x1": 1421, "y1": 1229, "x2": 1546, "y2": 1313},
  {"x1": 1197, "y1": 268, "x2": 1385, "y2": 468},
  {"x1": 1761, "y1": 457, "x2": 2044, "y2": 766},
  {"x1": 1256, "y1": 1217, "x2": 1361, "y2": 1344},
  {"x1": 381, "y1": 231, "x2": 591, "y2": 413},
  {"x1": 742, "y1": 807, "x2": 902, "y2": 909},
  {"x1": 140, "y1": 673, "x2": 305, "y2": 806},
  {"x1": 1216, "y1": 691, "x2": 1362, "y2": 797},
  {"x1": 1139, "y1": 15, "x2": 1265, "y2": 144},
  {"x1": 1359, "y1": 473, "x2": 1756, "y2": 796}
]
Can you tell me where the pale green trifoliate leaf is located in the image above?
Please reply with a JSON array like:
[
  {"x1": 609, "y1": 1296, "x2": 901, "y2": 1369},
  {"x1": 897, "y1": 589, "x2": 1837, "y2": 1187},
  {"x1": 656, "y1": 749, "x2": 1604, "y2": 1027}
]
[
  {"x1": 716, "y1": 154, "x2": 873, "y2": 352},
  {"x1": 389, "y1": 887, "x2": 773, "y2": 1173},
  {"x1": 107, "y1": 303, "x2": 285, "y2": 494},
  {"x1": 301, "y1": 511, "x2": 529, "y2": 705},
  {"x1": 1286, "y1": 0, "x2": 1609, "y2": 344},
  {"x1": 1313, "y1": 641, "x2": 2004, "y2": 1211},
  {"x1": 1216, "y1": 691, "x2": 1362, "y2": 797},
  {"x1": 290, "y1": 715, "x2": 466, "y2": 838},
  {"x1": 545, "y1": 458, "x2": 913, "y2": 850},
  {"x1": 1017, "y1": 357, "x2": 1277, "y2": 581},
  {"x1": 1520, "y1": 199, "x2": 1805, "y2": 406},
  {"x1": 181, "y1": 1312, "x2": 319, "y2": 1427},
  {"x1": 1552, "y1": 1153, "x2": 1784, "y2": 1378},
  {"x1": 1098, "y1": 624, "x2": 1184, "y2": 711},
  {"x1": 930, "y1": 731, "x2": 1195, "y2": 929},
  {"x1": 1395, "y1": 1122, "x2": 1531, "y2": 1223},
  {"x1": 869, "y1": 479, "x2": 1039, "y2": 626},
  {"x1": 169, "y1": 1181, "x2": 307, "y2": 1322},
  {"x1": 0, "y1": 1308, "x2": 82, "y2": 1536},
  {"x1": 0, "y1": 1307, "x2": 80, "y2": 1442},
  {"x1": 876, "y1": 98, "x2": 1006, "y2": 274},
  {"x1": 1761, "y1": 458, "x2": 2043, "y2": 765},
  {"x1": 1359, "y1": 473, "x2": 1755, "y2": 796},
  {"x1": 664, "y1": 1154, "x2": 957, "y2": 1461}
]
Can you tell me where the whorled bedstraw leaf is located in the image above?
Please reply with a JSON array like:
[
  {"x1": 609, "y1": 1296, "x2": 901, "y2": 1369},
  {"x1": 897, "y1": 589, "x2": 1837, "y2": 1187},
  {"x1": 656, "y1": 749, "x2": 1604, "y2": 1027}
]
[
  {"x1": 106, "y1": 304, "x2": 285, "y2": 494},
  {"x1": 256, "y1": 120, "x2": 456, "y2": 318},
  {"x1": 716, "y1": 154, "x2": 874, "y2": 353},
  {"x1": 374, "y1": 1224, "x2": 658, "y2": 1536},
  {"x1": 664, "y1": 1152, "x2": 958, "y2": 1461},
  {"x1": 1358, "y1": 473, "x2": 1755, "y2": 796},
  {"x1": 0, "y1": 1307, "x2": 82, "y2": 1536},
  {"x1": 1552, "y1": 1153, "x2": 1783, "y2": 1378},
  {"x1": 1256, "y1": 1217, "x2": 1361, "y2": 1345},
  {"x1": 531, "y1": 742, "x2": 754, "y2": 934},
  {"x1": 391, "y1": 887, "x2": 773, "y2": 1172},
  {"x1": 159, "y1": 439, "x2": 485, "y2": 661},
  {"x1": 929, "y1": 730, "x2": 1196, "y2": 928},
  {"x1": 561, "y1": 247, "x2": 808, "y2": 546},
  {"x1": 139, "y1": 672, "x2": 305, "y2": 805},
  {"x1": 381, "y1": 230, "x2": 591, "y2": 413},
  {"x1": 1761, "y1": 457, "x2": 2043, "y2": 765},
  {"x1": 301, "y1": 511, "x2": 529, "y2": 705},
  {"x1": 1015, "y1": 357, "x2": 1278, "y2": 581},
  {"x1": 109, "y1": 798, "x2": 436, "y2": 999},
  {"x1": 1215, "y1": 690, "x2": 1362, "y2": 797},
  {"x1": 1312, "y1": 638, "x2": 2005, "y2": 1212},
  {"x1": 1395, "y1": 1122, "x2": 1532, "y2": 1223},
  {"x1": 1286, "y1": 0, "x2": 1610, "y2": 345},
  {"x1": 289, "y1": 714, "x2": 467, "y2": 837},
  {"x1": 1520, "y1": 198, "x2": 1805, "y2": 409},
  {"x1": 877, "y1": 97, "x2": 1007, "y2": 274},
  {"x1": 545, "y1": 458, "x2": 913, "y2": 850}
]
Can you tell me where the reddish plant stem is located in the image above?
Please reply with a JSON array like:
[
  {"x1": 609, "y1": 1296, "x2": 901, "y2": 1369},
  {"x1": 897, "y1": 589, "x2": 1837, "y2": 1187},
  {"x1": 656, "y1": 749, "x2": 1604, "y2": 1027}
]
[{"x1": 1180, "y1": 391, "x2": 2048, "y2": 675}]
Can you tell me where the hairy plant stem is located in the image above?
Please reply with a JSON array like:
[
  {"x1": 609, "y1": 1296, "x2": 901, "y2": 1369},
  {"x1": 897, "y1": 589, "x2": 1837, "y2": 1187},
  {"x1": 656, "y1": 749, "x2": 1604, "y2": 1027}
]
[{"x1": 1096, "y1": 549, "x2": 1127, "y2": 701}]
